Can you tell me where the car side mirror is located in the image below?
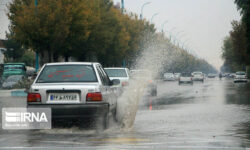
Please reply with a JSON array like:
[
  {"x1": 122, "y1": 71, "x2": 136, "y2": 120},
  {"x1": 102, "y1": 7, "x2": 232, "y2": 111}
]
[{"x1": 111, "y1": 79, "x2": 120, "y2": 86}]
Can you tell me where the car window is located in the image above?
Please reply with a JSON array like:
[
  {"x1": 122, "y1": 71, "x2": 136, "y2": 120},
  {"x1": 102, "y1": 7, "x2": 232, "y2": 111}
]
[
  {"x1": 99, "y1": 66, "x2": 110, "y2": 85},
  {"x1": 96, "y1": 66, "x2": 105, "y2": 85},
  {"x1": 97, "y1": 66, "x2": 109, "y2": 86},
  {"x1": 181, "y1": 73, "x2": 191, "y2": 77},
  {"x1": 236, "y1": 72, "x2": 245, "y2": 75},
  {"x1": 36, "y1": 65, "x2": 97, "y2": 83},
  {"x1": 105, "y1": 69, "x2": 127, "y2": 77}
]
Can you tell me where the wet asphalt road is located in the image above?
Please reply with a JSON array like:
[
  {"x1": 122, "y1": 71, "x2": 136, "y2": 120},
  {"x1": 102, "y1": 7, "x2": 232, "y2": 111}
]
[{"x1": 0, "y1": 78, "x2": 250, "y2": 149}]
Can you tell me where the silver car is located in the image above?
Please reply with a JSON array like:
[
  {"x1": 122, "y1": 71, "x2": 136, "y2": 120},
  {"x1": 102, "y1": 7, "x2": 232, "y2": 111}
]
[
  {"x1": 234, "y1": 71, "x2": 247, "y2": 83},
  {"x1": 27, "y1": 62, "x2": 120, "y2": 129}
]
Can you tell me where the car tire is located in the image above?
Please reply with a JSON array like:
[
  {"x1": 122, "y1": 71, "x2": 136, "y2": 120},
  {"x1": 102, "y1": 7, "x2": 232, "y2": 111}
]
[{"x1": 103, "y1": 113, "x2": 109, "y2": 129}]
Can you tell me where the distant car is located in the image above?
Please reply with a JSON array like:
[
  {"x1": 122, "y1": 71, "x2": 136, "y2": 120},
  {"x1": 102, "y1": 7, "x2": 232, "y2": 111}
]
[
  {"x1": 179, "y1": 72, "x2": 193, "y2": 85},
  {"x1": 130, "y1": 70, "x2": 157, "y2": 96},
  {"x1": 234, "y1": 71, "x2": 247, "y2": 83},
  {"x1": 2, "y1": 75, "x2": 24, "y2": 89},
  {"x1": 207, "y1": 73, "x2": 216, "y2": 78},
  {"x1": 104, "y1": 67, "x2": 130, "y2": 87},
  {"x1": 174, "y1": 73, "x2": 181, "y2": 80},
  {"x1": 229, "y1": 73, "x2": 236, "y2": 78},
  {"x1": 163, "y1": 73, "x2": 175, "y2": 81},
  {"x1": 27, "y1": 62, "x2": 120, "y2": 129},
  {"x1": 192, "y1": 72, "x2": 204, "y2": 82}
]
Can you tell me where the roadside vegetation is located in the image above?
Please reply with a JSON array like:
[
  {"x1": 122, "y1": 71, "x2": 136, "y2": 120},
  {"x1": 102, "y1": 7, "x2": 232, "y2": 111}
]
[
  {"x1": 3, "y1": 0, "x2": 216, "y2": 74},
  {"x1": 221, "y1": 0, "x2": 250, "y2": 74}
]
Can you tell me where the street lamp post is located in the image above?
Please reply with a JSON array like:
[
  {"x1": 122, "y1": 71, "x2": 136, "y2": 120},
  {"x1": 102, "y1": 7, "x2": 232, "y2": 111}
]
[
  {"x1": 140, "y1": 2, "x2": 151, "y2": 20},
  {"x1": 161, "y1": 21, "x2": 168, "y2": 33},
  {"x1": 150, "y1": 13, "x2": 159, "y2": 23},
  {"x1": 121, "y1": 0, "x2": 124, "y2": 13},
  {"x1": 35, "y1": 0, "x2": 39, "y2": 72}
]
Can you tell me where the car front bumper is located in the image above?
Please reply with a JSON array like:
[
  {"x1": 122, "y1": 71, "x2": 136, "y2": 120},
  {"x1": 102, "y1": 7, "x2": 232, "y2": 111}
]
[
  {"x1": 193, "y1": 78, "x2": 204, "y2": 81},
  {"x1": 234, "y1": 78, "x2": 247, "y2": 82},
  {"x1": 27, "y1": 103, "x2": 109, "y2": 119}
]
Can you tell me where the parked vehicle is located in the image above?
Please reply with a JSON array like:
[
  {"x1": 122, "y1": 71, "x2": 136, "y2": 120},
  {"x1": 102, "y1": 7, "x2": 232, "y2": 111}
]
[
  {"x1": 192, "y1": 72, "x2": 204, "y2": 82},
  {"x1": 179, "y1": 72, "x2": 193, "y2": 85},
  {"x1": 2, "y1": 63, "x2": 27, "y2": 80},
  {"x1": 163, "y1": 73, "x2": 175, "y2": 81},
  {"x1": 207, "y1": 73, "x2": 216, "y2": 78},
  {"x1": 2, "y1": 75, "x2": 24, "y2": 89},
  {"x1": 27, "y1": 62, "x2": 120, "y2": 129},
  {"x1": 234, "y1": 71, "x2": 247, "y2": 83},
  {"x1": 130, "y1": 70, "x2": 157, "y2": 96}
]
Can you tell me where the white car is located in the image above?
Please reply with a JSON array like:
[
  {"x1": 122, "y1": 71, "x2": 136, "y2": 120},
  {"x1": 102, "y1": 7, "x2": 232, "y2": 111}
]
[
  {"x1": 104, "y1": 67, "x2": 130, "y2": 87},
  {"x1": 179, "y1": 72, "x2": 193, "y2": 85},
  {"x1": 164, "y1": 73, "x2": 175, "y2": 81},
  {"x1": 234, "y1": 71, "x2": 247, "y2": 83},
  {"x1": 207, "y1": 73, "x2": 216, "y2": 78},
  {"x1": 27, "y1": 62, "x2": 120, "y2": 129},
  {"x1": 192, "y1": 72, "x2": 204, "y2": 82}
]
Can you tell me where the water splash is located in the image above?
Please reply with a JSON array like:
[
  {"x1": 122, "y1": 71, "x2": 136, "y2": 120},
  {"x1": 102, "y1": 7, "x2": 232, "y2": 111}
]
[{"x1": 116, "y1": 33, "x2": 178, "y2": 129}]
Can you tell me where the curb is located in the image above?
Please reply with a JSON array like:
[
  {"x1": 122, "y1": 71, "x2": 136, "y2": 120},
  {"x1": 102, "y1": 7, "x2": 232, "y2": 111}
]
[{"x1": 0, "y1": 89, "x2": 27, "y2": 97}]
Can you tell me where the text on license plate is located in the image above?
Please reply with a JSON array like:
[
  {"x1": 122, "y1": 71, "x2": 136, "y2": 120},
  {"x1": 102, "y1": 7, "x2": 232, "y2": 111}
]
[{"x1": 49, "y1": 93, "x2": 79, "y2": 101}]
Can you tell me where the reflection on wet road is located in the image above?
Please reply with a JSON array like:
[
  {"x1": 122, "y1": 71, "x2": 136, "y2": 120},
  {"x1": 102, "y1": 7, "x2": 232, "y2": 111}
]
[{"x1": 0, "y1": 78, "x2": 250, "y2": 149}]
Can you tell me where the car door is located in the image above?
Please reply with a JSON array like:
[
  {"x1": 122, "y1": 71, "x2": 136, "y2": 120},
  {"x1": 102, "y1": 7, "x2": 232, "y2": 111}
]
[{"x1": 97, "y1": 65, "x2": 116, "y2": 109}]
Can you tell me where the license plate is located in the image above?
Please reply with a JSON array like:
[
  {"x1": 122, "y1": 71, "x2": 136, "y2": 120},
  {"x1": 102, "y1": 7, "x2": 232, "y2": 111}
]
[{"x1": 48, "y1": 93, "x2": 79, "y2": 101}]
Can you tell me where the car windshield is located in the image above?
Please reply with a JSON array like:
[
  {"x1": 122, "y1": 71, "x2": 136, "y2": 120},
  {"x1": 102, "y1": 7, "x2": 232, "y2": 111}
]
[
  {"x1": 181, "y1": 73, "x2": 191, "y2": 77},
  {"x1": 6, "y1": 75, "x2": 23, "y2": 82},
  {"x1": 193, "y1": 72, "x2": 202, "y2": 75},
  {"x1": 105, "y1": 69, "x2": 127, "y2": 77},
  {"x1": 36, "y1": 65, "x2": 97, "y2": 83},
  {"x1": 165, "y1": 73, "x2": 173, "y2": 76},
  {"x1": 236, "y1": 72, "x2": 245, "y2": 75}
]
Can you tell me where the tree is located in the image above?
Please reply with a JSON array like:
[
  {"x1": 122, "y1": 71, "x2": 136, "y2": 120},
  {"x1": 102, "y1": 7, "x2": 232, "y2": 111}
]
[{"x1": 234, "y1": 0, "x2": 250, "y2": 56}]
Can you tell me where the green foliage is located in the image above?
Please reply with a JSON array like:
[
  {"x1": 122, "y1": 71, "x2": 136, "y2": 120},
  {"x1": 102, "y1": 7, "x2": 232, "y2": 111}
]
[
  {"x1": 234, "y1": 0, "x2": 250, "y2": 56},
  {"x1": 7, "y1": 0, "x2": 215, "y2": 73},
  {"x1": 221, "y1": 20, "x2": 249, "y2": 72}
]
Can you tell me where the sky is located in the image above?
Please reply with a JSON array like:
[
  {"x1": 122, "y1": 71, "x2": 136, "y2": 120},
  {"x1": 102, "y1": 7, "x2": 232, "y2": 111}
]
[
  {"x1": 113, "y1": 0, "x2": 241, "y2": 70},
  {"x1": 0, "y1": 0, "x2": 241, "y2": 70}
]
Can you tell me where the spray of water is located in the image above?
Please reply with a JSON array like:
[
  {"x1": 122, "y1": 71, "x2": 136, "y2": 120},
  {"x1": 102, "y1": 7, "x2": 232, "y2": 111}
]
[{"x1": 116, "y1": 32, "x2": 178, "y2": 129}]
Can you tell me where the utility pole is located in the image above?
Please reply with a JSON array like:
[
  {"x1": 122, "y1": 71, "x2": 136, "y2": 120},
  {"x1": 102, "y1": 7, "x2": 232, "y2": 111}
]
[
  {"x1": 35, "y1": 0, "x2": 39, "y2": 72},
  {"x1": 121, "y1": 0, "x2": 124, "y2": 13}
]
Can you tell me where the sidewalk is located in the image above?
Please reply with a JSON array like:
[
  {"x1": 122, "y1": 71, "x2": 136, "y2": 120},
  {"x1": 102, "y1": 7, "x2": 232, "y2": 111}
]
[{"x1": 0, "y1": 89, "x2": 27, "y2": 97}]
